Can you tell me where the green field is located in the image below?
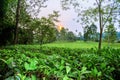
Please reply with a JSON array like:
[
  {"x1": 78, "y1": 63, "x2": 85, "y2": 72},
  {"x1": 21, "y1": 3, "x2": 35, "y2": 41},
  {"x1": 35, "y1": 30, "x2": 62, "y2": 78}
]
[
  {"x1": 12, "y1": 41, "x2": 120, "y2": 50},
  {"x1": 43, "y1": 41, "x2": 120, "y2": 49},
  {"x1": 1, "y1": 41, "x2": 120, "y2": 80}
]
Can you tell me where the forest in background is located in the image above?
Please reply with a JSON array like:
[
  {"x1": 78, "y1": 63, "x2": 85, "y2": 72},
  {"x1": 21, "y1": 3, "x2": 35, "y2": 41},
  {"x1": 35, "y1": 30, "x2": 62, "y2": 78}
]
[
  {"x1": 0, "y1": 0, "x2": 120, "y2": 48},
  {"x1": 0, "y1": 0, "x2": 120, "y2": 80}
]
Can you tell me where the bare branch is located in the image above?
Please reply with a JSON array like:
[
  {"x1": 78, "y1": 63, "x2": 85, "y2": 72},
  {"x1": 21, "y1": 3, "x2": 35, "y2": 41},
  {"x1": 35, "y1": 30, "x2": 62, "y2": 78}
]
[
  {"x1": 102, "y1": 2, "x2": 115, "y2": 27},
  {"x1": 95, "y1": 0, "x2": 99, "y2": 5}
]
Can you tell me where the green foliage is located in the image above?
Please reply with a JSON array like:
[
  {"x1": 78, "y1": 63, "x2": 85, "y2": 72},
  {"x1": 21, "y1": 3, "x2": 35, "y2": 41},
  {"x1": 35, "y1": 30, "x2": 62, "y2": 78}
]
[
  {"x1": 57, "y1": 27, "x2": 77, "y2": 42},
  {"x1": 0, "y1": 0, "x2": 9, "y2": 20},
  {"x1": 0, "y1": 0, "x2": 50, "y2": 45},
  {"x1": 43, "y1": 41, "x2": 120, "y2": 49},
  {"x1": 32, "y1": 17, "x2": 57, "y2": 44},
  {"x1": 104, "y1": 24, "x2": 117, "y2": 43},
  {"x1": 84, "y1": 25, "x2": 90, "y2": 41},
  {"x1": 58, "y1": 27, "x2": 68, "y2": 41},
  {"x1": 66, "y1": 0, "x2": 119, "y2": 49},
  {"x1": 66, "y1": 31, "x2": 77, "y2": 41},
  {"x1": 0, "y1": 45, "x2": 120, "y2": 79},
  {"x1": 24, "y1": 59, "x2": 38, "y2": 71},
  {"x1": 117, "y1": 0, "x2": 120, "y2": 2},
  {"x1": 83, "y1": 23, "x2": 98, "y2": 41},
  {"x1": 18, "y1": 28, "x2": 33, "y2": 44},
  {"x1": 0, "y1": 0, "x2": 15, "y2": 46}
]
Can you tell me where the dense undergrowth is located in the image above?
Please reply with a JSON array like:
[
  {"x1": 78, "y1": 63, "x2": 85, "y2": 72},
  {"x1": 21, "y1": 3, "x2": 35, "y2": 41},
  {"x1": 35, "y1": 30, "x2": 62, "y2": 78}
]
[{"x1": 0, "y1": 45, "x2": 120, "y2": 80}]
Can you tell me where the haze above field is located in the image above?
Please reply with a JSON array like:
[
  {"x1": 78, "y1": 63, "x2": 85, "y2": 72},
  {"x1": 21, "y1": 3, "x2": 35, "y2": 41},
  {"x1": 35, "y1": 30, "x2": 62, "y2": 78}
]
[
  {"x1": 37, "y1": 0, "x2": 120, "y2": 35},
  {"x1": 37, "y1": 0, "x2": 92, "y2": 35}
]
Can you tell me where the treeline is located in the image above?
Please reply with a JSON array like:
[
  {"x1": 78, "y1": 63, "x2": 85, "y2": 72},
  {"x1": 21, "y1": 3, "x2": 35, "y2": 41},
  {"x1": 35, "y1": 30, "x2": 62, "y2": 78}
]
[
  {"x1": 0, "y1": 0, "x2": 60, "y2": 46},
  {"x1": 0, "y1": 0, "x2": 80, "y2": 46},
  {"x1": 82, "y1": 23, "x2": 118, "y2": 43},
  {"x1": 0, "y1": 0, "x2": 120, "y2": 48}
]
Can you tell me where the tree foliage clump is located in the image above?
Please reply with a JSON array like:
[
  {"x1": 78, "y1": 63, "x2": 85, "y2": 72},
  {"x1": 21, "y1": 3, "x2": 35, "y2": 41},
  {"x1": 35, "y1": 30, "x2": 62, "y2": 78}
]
[
  {"x1": 57, "y1": 27, "x2": 77, "y2": 42},
  {"x1": 83, "y1": 23, "x2": 98, "y2": 41},
  {"x1": 61, "y1": 0, "x2": 120, "y2": 50},
  {"x1": 32, "y1": 17, "x2": 58, "y2": 44},
  {"x1": 104, "y1": 24, "x2": 117, "y2": 43},
  {"x1": 0, "y1": 0, "x2": 15, "y2": 46}
]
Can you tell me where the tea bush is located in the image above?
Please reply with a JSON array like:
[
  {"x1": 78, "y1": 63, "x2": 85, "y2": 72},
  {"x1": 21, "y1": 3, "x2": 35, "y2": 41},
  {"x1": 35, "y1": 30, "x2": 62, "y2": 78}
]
[{"x1": 0, "y1": 46, "x2": 120, "y2": 80}]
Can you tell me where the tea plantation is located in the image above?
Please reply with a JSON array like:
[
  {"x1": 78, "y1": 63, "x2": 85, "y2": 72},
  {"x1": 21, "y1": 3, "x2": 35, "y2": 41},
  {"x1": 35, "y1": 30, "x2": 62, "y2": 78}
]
[{"x1": 0, "y1": 42, "x2": 120, "y2": 80}]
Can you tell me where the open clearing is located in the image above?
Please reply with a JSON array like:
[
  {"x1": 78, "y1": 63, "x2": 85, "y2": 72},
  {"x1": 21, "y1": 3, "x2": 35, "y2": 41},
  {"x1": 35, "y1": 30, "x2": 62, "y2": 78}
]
[
  {"x1": 43, "y1": 41, "x2": 120, "y2": 49},
  {"x1": 1, "y1": 41, "x2": 120, "y2": 79}
]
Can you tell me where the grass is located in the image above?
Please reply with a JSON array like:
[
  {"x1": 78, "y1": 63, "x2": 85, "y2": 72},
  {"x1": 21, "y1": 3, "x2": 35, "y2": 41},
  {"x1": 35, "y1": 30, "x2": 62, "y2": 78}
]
[
  {"x1": 8, "y1": 41, "x2": 120, "y2": 49},
  {"x1": 43, "y1": 41, "x2": 120, "y2": 49},
  {"x1": 1, "y1": 41, "x2": 120, "y2": 79}
]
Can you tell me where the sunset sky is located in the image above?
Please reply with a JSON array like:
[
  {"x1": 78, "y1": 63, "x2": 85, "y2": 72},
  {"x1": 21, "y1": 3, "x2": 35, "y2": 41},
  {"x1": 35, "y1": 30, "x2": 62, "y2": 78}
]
[
  {"x1": 37, "y1": 0, "x2": 120, "y2": 35},
  {"x1": 38, "y1": 0, "x2": 85, "y2": 35}
]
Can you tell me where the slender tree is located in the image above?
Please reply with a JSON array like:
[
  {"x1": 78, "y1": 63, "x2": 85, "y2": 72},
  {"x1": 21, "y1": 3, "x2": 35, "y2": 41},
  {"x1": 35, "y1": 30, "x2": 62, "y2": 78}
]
[
  {"x1": 95, "y1": 0, "x2": 120, "y2": 49},
  {"x1": 61, "y1": 0, "x2": 119, "y2": 50},
  {"x1": 14, "y1": 0, "x2": 21, "y2": 44}
]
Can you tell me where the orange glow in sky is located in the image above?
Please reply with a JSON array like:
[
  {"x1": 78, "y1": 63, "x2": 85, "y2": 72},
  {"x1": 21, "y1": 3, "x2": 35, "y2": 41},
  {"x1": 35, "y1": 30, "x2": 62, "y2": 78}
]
[{"x1": 57, "y1": 24, "x2": 63, "y2": 31}]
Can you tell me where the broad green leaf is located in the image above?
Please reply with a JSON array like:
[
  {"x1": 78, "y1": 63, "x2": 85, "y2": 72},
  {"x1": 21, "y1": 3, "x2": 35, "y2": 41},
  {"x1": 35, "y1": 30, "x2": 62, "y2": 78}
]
[
  {"x1": 66, "y1": 66, "x2": 71, "y2": 74},
  {"x1": 17, "y1": 73, "x2": 26, "y2": 80},
  {"x1": 61, "y1": 59, "x2": 65, "y2": 65},
  {"x1": 24, "y1": 62, "x2": 30, "y2": 71},
  {"x1": 91, "y1": 67, "x2": 98, "y2": 77},
  {"x1": 63, "y1": 75, "x2": 69, "y2": 80},
  {"x1": 24, "y1": 59, "x2": 37, "y2": 70},
  {"x1": 81, "y1": 66, "x2": 87, "y2": 72},
  {"x1": 100, "y1": 63, "x2": 106, "y2": 69},
  {"x1": 97, "y1": 72, "x2": 102, "y2": 77},
  {"x1": 59, "y1": 65, "x2": 64, "y2": 71},
  {"x1": 31, "y1": 75, "x2": 36, "y2": 80},
  {"x1": 6, "y1": 57, "x2": 13, "y2": 65}
]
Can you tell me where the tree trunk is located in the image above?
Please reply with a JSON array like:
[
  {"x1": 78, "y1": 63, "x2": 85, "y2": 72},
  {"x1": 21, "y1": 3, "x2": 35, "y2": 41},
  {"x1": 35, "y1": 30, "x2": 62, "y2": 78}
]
[
  {"x1": 98, "y1": 27, "x2": 103, "y2": 50},
  {"x1": 98, "y1": 2, "x2": 103, "y2": 50},
  {"x1": 14, "y1": 0, "x2": 21, "y2": 44}
]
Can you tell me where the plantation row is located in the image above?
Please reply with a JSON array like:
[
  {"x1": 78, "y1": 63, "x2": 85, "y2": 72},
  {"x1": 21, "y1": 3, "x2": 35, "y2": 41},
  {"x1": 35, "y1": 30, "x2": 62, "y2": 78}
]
[{"x1": 0, "y1": 46, "x2": 120, "y2": 80}]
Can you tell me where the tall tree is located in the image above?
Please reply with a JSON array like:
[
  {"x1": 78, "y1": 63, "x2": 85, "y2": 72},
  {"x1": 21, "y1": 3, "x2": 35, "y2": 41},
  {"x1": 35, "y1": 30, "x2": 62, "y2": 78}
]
[
  {"x1": 61, "y1": 0, "x2": 120, "y2": 50},
  {"x1": 94, "y1": 0, "x2": 118, "y2": 49},
  {"x1": 14, "y1": 0, "x2": 21, "y2": 44},
  {"x1": 13, "y1": 0, "x2": 49, "y2": 44},
  {"x1": 0, "y1": 0, "x2": 10, "y2": 27},
  {"x1": 0, "y1": 0, "x2": 6, "y2": 21},
  {"x1": 0, "y1": 0, "x2": 15, "y2": 46}
]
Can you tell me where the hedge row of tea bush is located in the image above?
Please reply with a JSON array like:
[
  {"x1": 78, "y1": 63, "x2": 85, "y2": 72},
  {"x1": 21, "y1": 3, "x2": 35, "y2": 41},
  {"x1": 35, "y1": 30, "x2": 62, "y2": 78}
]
[{"x1": 0, "y1": 45, "x2": 120, "y2": 80}]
